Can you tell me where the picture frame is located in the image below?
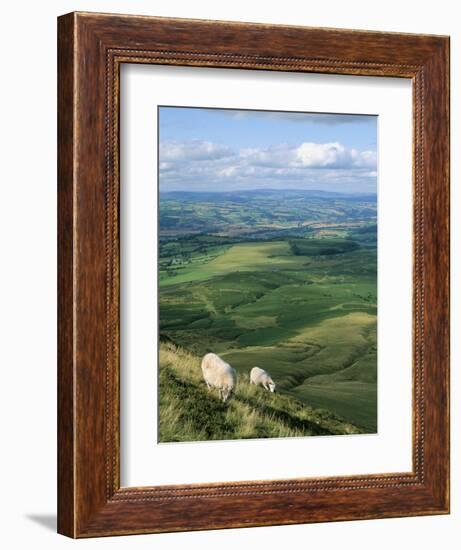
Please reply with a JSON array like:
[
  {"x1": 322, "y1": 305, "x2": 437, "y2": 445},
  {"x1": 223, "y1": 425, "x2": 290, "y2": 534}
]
[{"x1": 57, "y1": 11, "x2": 450, "y2": 538}]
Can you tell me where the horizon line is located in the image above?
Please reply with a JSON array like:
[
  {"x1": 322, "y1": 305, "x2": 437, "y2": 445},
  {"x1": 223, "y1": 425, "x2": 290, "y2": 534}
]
[{"x1": 159, "y1": 188, "x2": 377, "y2": 195}]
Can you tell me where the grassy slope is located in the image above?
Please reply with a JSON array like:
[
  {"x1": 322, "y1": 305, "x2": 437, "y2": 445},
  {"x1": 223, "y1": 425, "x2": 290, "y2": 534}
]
[
  {"x1": 159, "y1": 342, "x2": 363, "y2": 443},
  {"x1": 159, "y1": 238, "x2": 377, "y2": 432},
  {"x1": 221, "y1": 312, "x2": 377, "y2": 432},
  {"x1": 159, "y1": 241, "x2": 298, "y2": 287}
]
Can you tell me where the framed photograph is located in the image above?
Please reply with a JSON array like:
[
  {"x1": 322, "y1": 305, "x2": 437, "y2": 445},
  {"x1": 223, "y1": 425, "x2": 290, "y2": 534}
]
[{"x1": 58, "y1": 12, "x2": 450, "y2": 537}]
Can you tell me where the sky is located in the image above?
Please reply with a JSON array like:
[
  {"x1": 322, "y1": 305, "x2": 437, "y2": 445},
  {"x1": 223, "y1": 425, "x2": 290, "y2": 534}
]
[{"x1": 158, "y1": 107, "x2": 377, "y2": 194}]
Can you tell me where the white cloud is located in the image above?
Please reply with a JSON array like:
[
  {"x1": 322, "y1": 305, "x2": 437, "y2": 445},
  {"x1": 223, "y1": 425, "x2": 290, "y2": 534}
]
[
  {"x1": 159, "y1": 140, "x2": 234, "y2": 162},
  {"x1": 239, "y1": 142, "x2": 376, "y2": 170},
  {"x1": 294, "y1": 142, "x2": 376, "y2": 169},
  {"x1": 239, "y1": 144, "x2": 294, "y2": 167},
  {"x1": 159, "y1": 139, "x2": 377, "y2": 192},
  {"x1": 218, "y1": 166, "x2": 237, "y2": 177}
]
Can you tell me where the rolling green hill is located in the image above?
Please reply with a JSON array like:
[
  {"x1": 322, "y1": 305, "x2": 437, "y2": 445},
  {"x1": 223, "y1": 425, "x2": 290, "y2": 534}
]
[
  {"x1": 158, "y1": 190, "x2": 377, "y2": 439},
  {"x1": 159, "y1": 342, "x2": 363, "y2": 442}
]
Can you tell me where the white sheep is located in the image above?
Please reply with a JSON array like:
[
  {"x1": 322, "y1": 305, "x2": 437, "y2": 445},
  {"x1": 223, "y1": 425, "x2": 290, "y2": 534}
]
[
  {"x1": 201, "y1": 353, "x2": 237, "y2": 403},
  {"x1": 250, "y1": 366, "x2": 276, "y2": 392}
]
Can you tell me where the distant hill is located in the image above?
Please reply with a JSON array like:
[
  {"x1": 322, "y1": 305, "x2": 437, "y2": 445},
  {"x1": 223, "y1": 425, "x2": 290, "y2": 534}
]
[
  {"x1": 159, "y1": 188, "x2": 377, "y2": 238},
  {"x1": 159, "y1": 342, "x2": 363, "y2": 443},
  {"x1": 160, "y1": 188, "x2": 378, "y2": 202}
]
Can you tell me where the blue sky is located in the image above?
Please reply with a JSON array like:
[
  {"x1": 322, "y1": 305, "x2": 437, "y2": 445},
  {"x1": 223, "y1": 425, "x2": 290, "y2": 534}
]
[{"x1": 159, "y1": 107, "x2": 377, "y2": 193}]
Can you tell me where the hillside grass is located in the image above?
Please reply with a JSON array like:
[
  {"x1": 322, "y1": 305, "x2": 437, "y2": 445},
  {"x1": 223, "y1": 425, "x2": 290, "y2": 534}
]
[
  {"x1": 159, "y1": 238, "x2": 377, "y2": 432},
  {"x1": 220, "y1": 312, "x2": 377, "y2": 432},
  {"x1": 158, "y1": 194, "x2": 377, "y2": 437},
  {"x1": 159, "y1": 342, "x2": 363, "y2": 443}
]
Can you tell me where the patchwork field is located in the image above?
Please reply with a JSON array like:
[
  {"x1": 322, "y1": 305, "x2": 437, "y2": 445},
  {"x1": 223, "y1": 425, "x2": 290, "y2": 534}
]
[{"x1": 158, "y1": 190, "x2": 377, "y2": 439}]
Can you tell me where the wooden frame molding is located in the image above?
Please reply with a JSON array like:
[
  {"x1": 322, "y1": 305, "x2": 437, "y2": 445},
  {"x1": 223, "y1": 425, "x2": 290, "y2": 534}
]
[{"x1": 58, "y1": 12, "x2": 450, "y2": 538}]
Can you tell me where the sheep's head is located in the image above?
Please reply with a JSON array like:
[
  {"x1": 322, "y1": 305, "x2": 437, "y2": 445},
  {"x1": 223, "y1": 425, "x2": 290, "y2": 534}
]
[{"x1": 269, "y1": 381, "x2": 276, "y2": 393}]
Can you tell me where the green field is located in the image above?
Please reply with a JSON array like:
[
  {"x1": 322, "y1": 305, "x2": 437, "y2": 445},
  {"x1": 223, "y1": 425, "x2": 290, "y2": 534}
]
[
  {"x1": 158, "y1": 190, "x2": 377, "y2": 439},
  {"x1": 159, "y1": 342, "x2": 362, "y2": 442}
]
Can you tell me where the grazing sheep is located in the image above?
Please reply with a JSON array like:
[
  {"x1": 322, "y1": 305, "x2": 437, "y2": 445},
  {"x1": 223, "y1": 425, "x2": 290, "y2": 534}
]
[
  {"x1": 201, "y1": 353, "x2": 237, "y2": 403},
  {"x1": 250, "y1": 366, "x2": 276, "y2": 392}
]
